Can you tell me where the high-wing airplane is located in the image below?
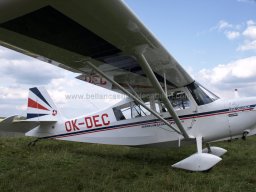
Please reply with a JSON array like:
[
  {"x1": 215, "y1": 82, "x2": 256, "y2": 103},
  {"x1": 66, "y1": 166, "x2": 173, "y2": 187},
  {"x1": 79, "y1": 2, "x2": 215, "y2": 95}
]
[{"x1": 0, "y1": 0, "x2": 256, "y2": 172}]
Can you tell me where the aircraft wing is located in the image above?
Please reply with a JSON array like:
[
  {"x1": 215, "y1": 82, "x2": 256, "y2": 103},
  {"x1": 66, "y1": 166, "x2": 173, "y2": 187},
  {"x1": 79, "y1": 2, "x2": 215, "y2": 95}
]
[{"x1": 0, "y1": 0, "x2": 193, "y2": 97}]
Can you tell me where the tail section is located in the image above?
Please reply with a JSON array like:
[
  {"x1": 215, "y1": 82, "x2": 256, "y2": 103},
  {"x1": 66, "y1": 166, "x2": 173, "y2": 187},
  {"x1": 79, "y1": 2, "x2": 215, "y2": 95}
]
[{"x1": 26, "y1": 87, "x2": 62, "y2": 122}]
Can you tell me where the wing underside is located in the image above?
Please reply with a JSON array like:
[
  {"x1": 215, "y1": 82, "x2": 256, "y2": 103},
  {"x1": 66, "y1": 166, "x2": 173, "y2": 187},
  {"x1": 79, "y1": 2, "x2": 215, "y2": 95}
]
[{"x1": 0, "y1": 0, "x2": 193, "y2": 97}]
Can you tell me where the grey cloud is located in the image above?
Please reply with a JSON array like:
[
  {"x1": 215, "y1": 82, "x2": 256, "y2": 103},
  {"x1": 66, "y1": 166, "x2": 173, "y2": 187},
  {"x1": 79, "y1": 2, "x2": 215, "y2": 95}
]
[
  {"x1": 0, "y1": 46, "x2": 65, "y2": 85},
  {"x1": 0, "y1": 99, "x2": 26, "y2": 117},
  {"x1": 0, "y1": 60, "x2": 64, "y2": 85},
  {"x1": 0, "y1": 98, "x2": 26, "y2": 106},
  {"x1": 199, "y1": 73, "x2": 256, "y2": 92},
  {"x1": 221, "y1": 74, "x2": 256, "y2": 85},
  {"x1": 239, "y1": 87, "x2": 256, "y2": 97},
  {"x1": 0, "y1": 46, "x2": 31, "y2": 60},
  {"x1": 195, "y1": 56, "x2": 256, "y2": 98}
]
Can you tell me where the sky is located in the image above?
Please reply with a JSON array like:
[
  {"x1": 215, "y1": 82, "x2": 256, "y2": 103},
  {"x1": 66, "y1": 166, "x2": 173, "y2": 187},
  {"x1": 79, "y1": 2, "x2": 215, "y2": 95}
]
[{"x1": 1, "y1": 0, "x2": 256, "y2": 118}]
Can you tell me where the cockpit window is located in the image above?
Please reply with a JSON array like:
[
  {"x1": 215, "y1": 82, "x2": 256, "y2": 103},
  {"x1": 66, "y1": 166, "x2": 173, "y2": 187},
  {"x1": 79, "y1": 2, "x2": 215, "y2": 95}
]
[{"x1": 187, "y1": 82, "x2": 219, "y2": 105}]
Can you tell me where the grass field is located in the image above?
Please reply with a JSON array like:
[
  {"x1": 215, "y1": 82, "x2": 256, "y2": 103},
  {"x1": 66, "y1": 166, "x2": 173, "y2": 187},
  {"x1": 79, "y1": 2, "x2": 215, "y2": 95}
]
[{"x1": 0, "y1": 137, "x2": 255, "y2": 192}]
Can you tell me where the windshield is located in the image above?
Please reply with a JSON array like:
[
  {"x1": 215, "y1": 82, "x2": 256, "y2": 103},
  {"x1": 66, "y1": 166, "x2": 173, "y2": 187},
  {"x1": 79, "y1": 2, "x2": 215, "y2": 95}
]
[{"x1": 187, "y1": 82, "x2": 219, "y2": 105}]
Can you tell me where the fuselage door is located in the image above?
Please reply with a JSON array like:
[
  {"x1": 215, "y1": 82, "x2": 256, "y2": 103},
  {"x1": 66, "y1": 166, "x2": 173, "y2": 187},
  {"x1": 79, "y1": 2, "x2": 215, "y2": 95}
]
[{"x1": 165, "y1": 87, "x2": 198, "y2": 130}]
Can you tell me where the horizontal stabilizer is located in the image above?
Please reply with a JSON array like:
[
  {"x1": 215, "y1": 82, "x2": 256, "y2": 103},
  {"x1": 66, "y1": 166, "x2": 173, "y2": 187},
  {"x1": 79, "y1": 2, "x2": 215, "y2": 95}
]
[
  {"x1": 0, "y1": 116, "x2": 39, "y2": 134},
  {"x1": 172, "y1": 153, "x2": 222, "y2": 172},
  {"x1": 1, "y1": 115, "x2": 17, "y2": 124}
]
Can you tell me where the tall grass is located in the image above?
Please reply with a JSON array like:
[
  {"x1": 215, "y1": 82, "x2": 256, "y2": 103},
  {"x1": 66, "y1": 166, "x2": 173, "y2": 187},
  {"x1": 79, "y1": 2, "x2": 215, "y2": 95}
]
[{"x1": 0, "y1": 136, "x2": 255, "y2": 192}]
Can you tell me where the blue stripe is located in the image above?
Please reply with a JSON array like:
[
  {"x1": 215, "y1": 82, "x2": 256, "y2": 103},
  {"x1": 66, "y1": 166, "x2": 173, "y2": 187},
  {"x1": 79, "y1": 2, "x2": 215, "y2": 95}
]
[
  {"x1": 30, "y1": 87, "x2": 52, "y2": 108},
  {"x1": 27, "y1": 113, "x2": 48, "y2": 119}
]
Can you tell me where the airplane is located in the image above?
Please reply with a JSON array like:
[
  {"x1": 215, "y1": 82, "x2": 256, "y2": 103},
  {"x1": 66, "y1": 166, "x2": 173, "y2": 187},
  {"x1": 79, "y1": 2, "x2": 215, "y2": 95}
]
[{"x1": 0, "y1": 0, "x2": 256, "y2": 172}]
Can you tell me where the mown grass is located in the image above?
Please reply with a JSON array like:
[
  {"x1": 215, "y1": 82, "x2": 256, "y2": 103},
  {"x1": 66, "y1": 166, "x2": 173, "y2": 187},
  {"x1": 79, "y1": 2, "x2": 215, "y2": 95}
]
[{"x1": 0, "y1": 136, "x2": 255, "y2": 192}]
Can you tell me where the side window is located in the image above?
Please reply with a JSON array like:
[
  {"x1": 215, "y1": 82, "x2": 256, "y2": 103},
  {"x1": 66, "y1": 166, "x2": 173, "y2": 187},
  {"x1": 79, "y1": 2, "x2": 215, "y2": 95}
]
[
  {"x1": 113, "y1": 108, "x2": 126, "y2": 121},
  {"x1": 155, "y1": 101, "x2": 167, "y2": 113},
  {"x1": 113, "y1": 102, "x2": 150, "y2": 121},
  {"x1": 168, "y1": 90, "x2": 190, "y2": 110}
]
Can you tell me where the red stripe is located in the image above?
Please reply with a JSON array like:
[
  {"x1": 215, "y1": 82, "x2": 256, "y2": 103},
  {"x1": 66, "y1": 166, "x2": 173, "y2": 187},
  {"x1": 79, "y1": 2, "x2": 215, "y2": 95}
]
[
  {"x1": 54, "y1": 108, "x2": 253, "y2": 139},
  {"x1": 28, "y1": 98, "x2": 49, "y2": 111}
]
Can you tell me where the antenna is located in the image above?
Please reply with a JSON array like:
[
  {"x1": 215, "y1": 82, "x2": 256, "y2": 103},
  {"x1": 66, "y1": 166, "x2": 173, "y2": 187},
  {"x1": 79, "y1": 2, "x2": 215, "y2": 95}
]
[{"x1": 234, "y1": 88, "x2": 240, "y2": 98}]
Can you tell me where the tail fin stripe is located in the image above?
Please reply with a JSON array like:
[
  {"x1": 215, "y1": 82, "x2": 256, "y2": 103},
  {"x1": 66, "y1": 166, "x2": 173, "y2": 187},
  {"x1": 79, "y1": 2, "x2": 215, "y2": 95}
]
[
  {"x1": 30, "y1": 88, "x2": 52, "y2": 108},
  {"x1": 27, "y1": 113, "x2": 48, "y2": 119},
  {"x1": 28, "y1": 98, "x2": 50, "y2": 111},
  {"x1": 26, "y1": 87, "x2": 62, "y2": 122}
]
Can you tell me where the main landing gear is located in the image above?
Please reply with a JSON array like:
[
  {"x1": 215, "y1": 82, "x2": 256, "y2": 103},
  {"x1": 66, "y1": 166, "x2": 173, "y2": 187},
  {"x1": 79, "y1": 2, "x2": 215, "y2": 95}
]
[{"x1": 172, "y1": 137, "x2": 227, "y2": 172}]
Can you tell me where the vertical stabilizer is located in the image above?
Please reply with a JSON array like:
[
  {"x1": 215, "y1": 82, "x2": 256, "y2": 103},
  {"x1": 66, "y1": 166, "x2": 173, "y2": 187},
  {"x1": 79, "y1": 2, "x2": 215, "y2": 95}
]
[{"x1": 26, "y1": 87, "x2": 62, "y2": 122}]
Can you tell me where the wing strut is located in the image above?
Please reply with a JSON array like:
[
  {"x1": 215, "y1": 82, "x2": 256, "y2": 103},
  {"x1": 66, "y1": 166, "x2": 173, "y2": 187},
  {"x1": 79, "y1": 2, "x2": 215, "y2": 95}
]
[
  {"x1": 77, "y1": 59, "x2": 182, "y2": 135},
  {"x1": 135, "y1": 46, "x2": 190, "y2": 139}
]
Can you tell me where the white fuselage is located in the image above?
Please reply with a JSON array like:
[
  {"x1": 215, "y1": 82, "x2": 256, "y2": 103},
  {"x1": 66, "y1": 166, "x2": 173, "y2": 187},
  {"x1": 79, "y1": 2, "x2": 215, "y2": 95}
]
[{"x1": 26, "y1": 97, "x2": 256, "y2": 148}]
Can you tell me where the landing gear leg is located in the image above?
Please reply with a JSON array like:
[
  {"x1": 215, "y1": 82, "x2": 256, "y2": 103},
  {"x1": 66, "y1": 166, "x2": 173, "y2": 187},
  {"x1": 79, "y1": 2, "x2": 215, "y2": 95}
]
[
  {"x1": 242, "y1": 130, "x2": 250, "y2": 141},
  {"x1": 28, "y1": 138, "x2": 41, "y2": 147},
  {"x1": 206, "y1": 143, "x2": 212, "y2": 153},
  {"x1": 196, "y1": 136, "x2": 203, "y2": 153}
]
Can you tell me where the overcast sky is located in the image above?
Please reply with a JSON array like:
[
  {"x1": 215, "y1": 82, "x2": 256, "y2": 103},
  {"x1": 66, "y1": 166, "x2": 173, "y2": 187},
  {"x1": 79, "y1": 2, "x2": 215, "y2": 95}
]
[{"x1": 1, "y1": 0, "x2": 256, "y2": 118}]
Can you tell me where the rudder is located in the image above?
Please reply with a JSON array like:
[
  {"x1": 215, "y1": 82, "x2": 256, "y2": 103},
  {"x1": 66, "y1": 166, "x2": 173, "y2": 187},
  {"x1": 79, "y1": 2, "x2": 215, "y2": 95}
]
[{"x1": 26, "y1": 87, "x2": 62, "y2": 122}]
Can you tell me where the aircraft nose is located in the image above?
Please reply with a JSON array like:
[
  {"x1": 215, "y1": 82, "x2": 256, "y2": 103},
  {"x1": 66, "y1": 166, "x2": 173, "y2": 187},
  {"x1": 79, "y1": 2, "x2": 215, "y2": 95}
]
[{"x1": 228, "y1": 97, "x2": 256, "y2": 137}]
